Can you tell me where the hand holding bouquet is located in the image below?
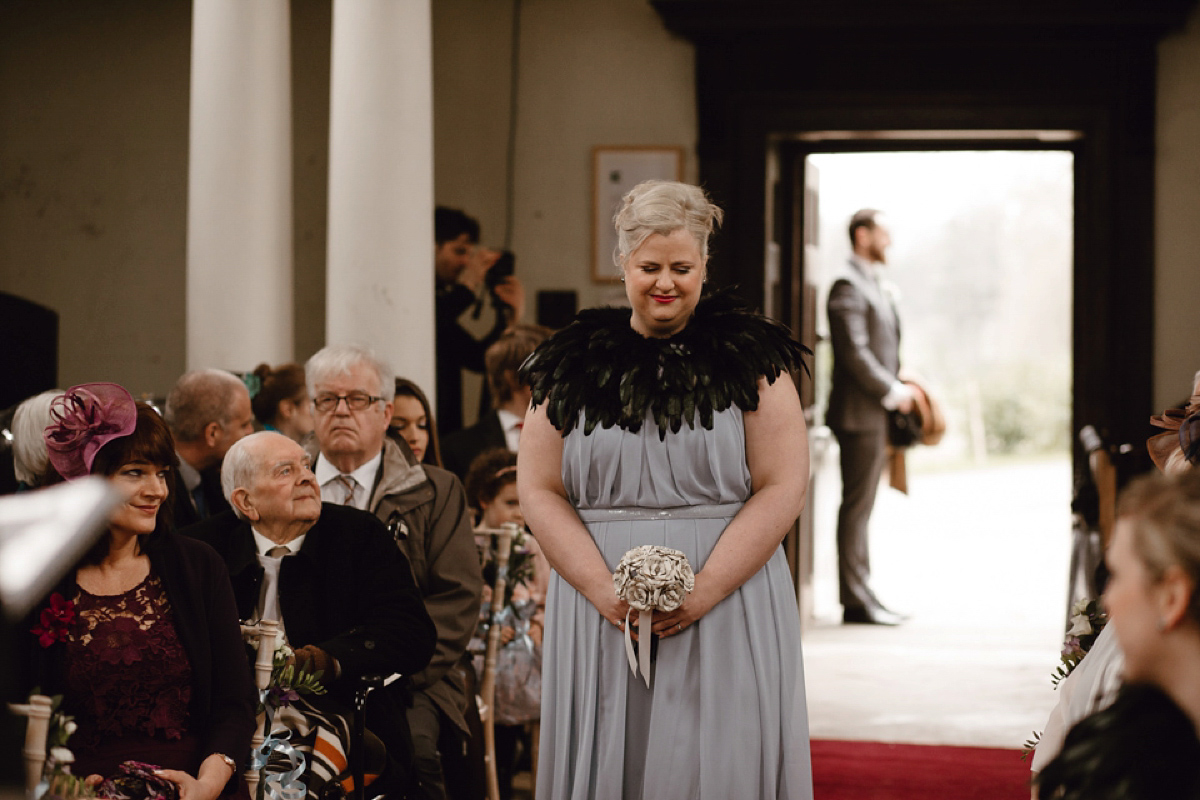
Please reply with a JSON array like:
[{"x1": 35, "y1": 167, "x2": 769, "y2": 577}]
[{"x1": 613, "y1": 545, "x2": 695, "y2": 687}]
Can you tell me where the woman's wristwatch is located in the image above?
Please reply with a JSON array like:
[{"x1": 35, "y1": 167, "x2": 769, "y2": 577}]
[{"x1": 213, "y1": 753, "x2": 238, "y2": 774}]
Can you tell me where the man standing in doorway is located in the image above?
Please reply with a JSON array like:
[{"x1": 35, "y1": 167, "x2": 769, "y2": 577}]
[{"x1": 827, "y1": 209, "x2": 913, "y2": 626}]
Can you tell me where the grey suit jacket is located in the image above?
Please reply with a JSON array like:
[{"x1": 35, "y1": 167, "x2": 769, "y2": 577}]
[{"x1": 826, "y1": 258, "x2": 901, "y2": 433}]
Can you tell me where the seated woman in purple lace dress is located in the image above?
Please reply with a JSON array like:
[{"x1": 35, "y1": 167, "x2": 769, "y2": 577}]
[{"x1": 24, "y1": 383, "x2": 256, "y2": 800}]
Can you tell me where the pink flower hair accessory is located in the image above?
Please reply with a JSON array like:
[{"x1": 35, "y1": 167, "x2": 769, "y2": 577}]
[{"x1": 44, "y1": 382, "x2": 137, "y2": 480}]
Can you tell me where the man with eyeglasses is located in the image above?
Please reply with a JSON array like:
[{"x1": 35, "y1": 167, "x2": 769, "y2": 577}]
[{"x1": 304, "y1": 343, "x2": 483, "y2": 800}]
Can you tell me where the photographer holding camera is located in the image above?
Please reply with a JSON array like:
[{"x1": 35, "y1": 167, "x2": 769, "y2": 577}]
[{"x1": 434, "y1": 206, "x2": 525, "y2": 435}]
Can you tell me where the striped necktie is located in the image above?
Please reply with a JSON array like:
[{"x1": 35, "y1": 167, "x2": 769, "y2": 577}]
[{"x1": 333, "y1": 474, "x2": 357, "y2": 507}]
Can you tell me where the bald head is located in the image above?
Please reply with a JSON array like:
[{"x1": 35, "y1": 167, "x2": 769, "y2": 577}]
[{"x1": 223, "y1": 432, "x2": 322, "y2": 533}]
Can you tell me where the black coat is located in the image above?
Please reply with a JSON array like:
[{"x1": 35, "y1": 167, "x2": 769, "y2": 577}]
[
  {"x1": 435, "y1": 281, "x2": 506, "y2": 435},
  {"x1": 18, "y1": 530, "x2": 257, "y2": 789},
  {"x1": 440, "y1": 411, "x2": 507, "y2": 482},
  {"x1": 170, "y1": 464, "x2": 233, "y2": 530},
  {"x1": 181, "y1": 503, "x2": 437, "y2": 699}
]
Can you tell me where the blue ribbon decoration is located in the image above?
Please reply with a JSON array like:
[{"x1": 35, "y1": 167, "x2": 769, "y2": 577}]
[{"x1": 253, "y1": 690, "x2": 308, "y2": 800}]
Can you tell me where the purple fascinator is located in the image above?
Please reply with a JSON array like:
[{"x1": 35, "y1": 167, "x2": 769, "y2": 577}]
[{"x1": 44, "y1": 382, "x2": 138, "y2": 480}]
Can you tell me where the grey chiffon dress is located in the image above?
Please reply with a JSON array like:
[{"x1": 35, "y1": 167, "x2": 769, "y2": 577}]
[{"x1": 535, "y1": 406, "x2": 813, "y2": 800}]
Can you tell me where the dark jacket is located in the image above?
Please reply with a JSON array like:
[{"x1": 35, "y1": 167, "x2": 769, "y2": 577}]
[
  {"x1": 435, "y1": 281, "x2": 505, "y2": 435},
  {"x1": 826, "y1": 257, "x2": 902, "y2": 434},
  {"x1": 440, "y1": 411, "x2": 507, "y2": 482},
  {"x1": 182, "y1": 503, "x2": 436, "y2": 694},
  {"x1": 20, "y1": 530, "x2": 256, "y2": 790},
  {"x1": 170, "y1": 463, "x2": 233, "y2": 530}
]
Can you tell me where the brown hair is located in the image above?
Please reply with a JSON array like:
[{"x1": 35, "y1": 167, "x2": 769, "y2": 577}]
[
  {"x1": 393, "y1": 377, "x2": 443, "y2": 467},
  {"x1": 250, "y1": 362, "x2": 307, "y2": 427},
  {"x1": 1117, "y1": 468, "x2": 1200, "y2": 624},
  {"x1": 484, "y1": 324, "x2": 553, "y2": 405},
  {"x1": 464, "y1": 447, "x2": 517, "y2": 511},
  {"x1": 848, "y1": 208, "x2": 882, "y2": 247},
  {"x1": 84, "y1": 403, "x2": 178, "y2": 561}
]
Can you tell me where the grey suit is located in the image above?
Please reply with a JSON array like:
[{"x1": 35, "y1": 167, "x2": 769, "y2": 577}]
[{"x1": 826, "y1": 257, "x2": 901, "y2": 612}]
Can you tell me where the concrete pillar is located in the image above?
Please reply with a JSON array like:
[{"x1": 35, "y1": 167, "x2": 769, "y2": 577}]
[
  {"x1": 186, "y1": 0, "x2": 294, "y2": 372},
  {"x1": 326, "y1": 0, "x2": 435, "y2": 396}
]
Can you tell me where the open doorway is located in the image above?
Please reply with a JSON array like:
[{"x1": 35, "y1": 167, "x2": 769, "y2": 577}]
[{"x1": 793, "y1": 149, "x2": 1076, "y2": 747}]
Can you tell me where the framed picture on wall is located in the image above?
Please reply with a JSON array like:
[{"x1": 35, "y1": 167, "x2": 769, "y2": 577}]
[{"x1": 592, "y1": 146, "x2": 684, "y2": 283}]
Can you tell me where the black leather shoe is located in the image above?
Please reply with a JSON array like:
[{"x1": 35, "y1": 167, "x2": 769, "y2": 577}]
[{"x1": 842, "y1": 606, "x2": 905, "y2": 626}]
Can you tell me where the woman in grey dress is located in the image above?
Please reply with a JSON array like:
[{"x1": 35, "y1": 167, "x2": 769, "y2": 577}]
[{"x1": 518, "y1": 180, "x2": 814, "y2": 799}]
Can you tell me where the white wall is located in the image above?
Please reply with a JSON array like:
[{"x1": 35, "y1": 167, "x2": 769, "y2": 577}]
[{"x1": 1156, "y1": 4, "x2": 1200, "y2": 410}]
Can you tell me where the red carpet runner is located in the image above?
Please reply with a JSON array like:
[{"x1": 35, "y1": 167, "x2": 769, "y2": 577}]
[{"x1": 811, "y1": 740, "x2": 1033, "y2": 800}]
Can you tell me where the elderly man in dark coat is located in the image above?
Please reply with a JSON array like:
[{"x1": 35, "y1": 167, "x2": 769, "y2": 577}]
[{"x1": 183, "y1": 430, "x2": 436, "y2": 797}]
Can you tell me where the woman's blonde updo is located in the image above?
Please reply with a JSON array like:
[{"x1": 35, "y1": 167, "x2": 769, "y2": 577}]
[
  {"x1": 614, "y1": 180, "x2": 724, "y2": 268},
  {"x1": 1118, "y1": 468, "x2": 1200, "y2": 624}
]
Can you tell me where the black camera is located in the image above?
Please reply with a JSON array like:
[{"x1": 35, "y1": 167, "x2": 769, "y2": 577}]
[
  {"x1": 484, "y1": 250, "x2": 515, "y2": 293},
  {"x1": 472, "y1": 250, "x2": 516, "y2": 319}
]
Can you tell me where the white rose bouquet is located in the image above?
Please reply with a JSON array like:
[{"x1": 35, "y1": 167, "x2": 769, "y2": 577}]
[{"x1": 613, "y1": 545, "x2": 695, "y2": 687}]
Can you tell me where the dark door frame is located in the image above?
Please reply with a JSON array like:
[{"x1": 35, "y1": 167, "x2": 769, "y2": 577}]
[
  {"x1": 772, "y1": 131, "x2": 1082, "y2": 375},
  {"x1": 651, "y1": 2, "x2": 1197, "y2": 602},
  {"x1": 717, "y1": 99, "x2": 1141, "y2": 465},
  {"x1": 651, "y1": 2, "x2": 1197, "y2": 477}
]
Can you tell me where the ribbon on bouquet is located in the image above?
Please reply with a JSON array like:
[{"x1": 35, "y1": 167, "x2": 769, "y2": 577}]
[
  {"x1": 252, "y1": 691, "x2": 307, "y2": 800},
  {"x1": 612, "y1": 545, "x2": 696, "y2": 689},
  {"x1": 623, "y1": 608, "x2": 656, "y2": 688}
]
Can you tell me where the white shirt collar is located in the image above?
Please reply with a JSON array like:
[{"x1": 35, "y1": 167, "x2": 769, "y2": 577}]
[
  {"x1": 314, "y1": 450, "x2": 382, "y2": 506},
  {"x1": 176, "y1": 453, "x2": 202, "y2": 492},
  {"x1": 849, "y1": 253, "x2": 883, "y2": 281},
  {"x1": 251, "y1": 527, "x2": 307, "y2": 557},
  {"x1": 496, "y1": 408, "x2": 523, "y2": 433},
  {"x1": 496, "y1": 409, "x2": 523, "y2": 453}
]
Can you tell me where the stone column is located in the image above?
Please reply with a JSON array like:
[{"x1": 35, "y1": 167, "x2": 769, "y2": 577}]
[
  {"x1": 186, "y1": 0, "x2": 294, "y2": 372},
  {"x1": 326, "y1": 0, "x2": 435, "y2": 396}
]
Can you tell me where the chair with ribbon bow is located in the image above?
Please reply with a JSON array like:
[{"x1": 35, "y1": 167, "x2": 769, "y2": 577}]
[{"x1": 241, "y1": 618, "x2": 280, "y2": 800}]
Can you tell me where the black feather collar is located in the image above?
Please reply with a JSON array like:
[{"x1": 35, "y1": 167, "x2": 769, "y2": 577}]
[{"x1": 520, "y1": 289, "x2": 811, "y2": 439}]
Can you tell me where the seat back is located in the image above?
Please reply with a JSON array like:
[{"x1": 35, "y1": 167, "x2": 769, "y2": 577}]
[
  {"x1": 8, "y1": 693, "x2": 52, "y2": 794},
  {"x1": 474, "y1": 522, "x2": 518, "y2": 800},
  {"x1": 241, "y1": 619, "x2": 279, "y2": 799}
]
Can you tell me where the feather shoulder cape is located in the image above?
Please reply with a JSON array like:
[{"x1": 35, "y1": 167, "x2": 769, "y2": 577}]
[{"x1": 520, "y1": 289, "x2": 811, "y2": 439}]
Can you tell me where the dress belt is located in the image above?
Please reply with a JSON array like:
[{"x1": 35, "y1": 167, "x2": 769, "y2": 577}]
[{"x1": 576, "y1": 502, "x2": 744, "y2": 522}]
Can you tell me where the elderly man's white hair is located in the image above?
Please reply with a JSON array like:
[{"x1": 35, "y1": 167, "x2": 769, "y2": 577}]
[
  {"x1": 12, "y1": 389, "x2": 63, "y2": 486},
  {"x1": 221, "y1": 431, "x2": 277, "y2": 519},
  {"x1": 304, "y1": 344, "x2": 396, "y2": 402}
]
